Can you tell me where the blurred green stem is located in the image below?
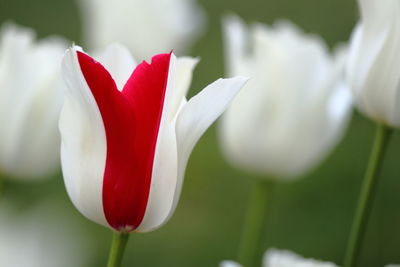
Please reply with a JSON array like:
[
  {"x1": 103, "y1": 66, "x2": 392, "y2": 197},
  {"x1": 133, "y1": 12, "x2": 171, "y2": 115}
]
[
  {"x1": 0, "y1": 173, "x2": 4, "y2": 197},
  {"x1": 107, "y1": 232, "x2": 130, "y2": 267},
  {"x1": 237, "y1": 179, "x2": 274, "y2": 267},
  {"x1": 344, "y1": 123, "x2": 392, "y2": 267}
]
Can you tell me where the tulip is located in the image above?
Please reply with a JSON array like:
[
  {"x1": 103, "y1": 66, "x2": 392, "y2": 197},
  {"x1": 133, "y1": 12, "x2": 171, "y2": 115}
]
[
  {"x1": 344, "y1": 1, "x2": 400, "y2": 266},
  {"x1": 220, "y1": 15, "x2": 352, "y2": 179},
  {"x1": 0, "y1": 23, "x2": 66, "y2": 179},
  {"x1": 220, "y1": 249, "x2": 338, "y2": 267},
  {"x1": 219, "y1": 15, "x2": 352, "y2": 267},
  {"x1": 60, "y1": 43, "x2": 248, "y2": 233},
  {"x1": 77, "y1": 0, "x2": 205, "y2": 59},
  {"x1": 0, "y1": 200, "x2": 91, "y2": 267},
  {"x1": 347, "y1": 0, "x2": 400, "y2": 127}
]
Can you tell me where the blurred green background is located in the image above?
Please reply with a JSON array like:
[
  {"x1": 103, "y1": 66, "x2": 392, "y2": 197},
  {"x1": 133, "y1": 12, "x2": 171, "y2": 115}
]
[{"x1": 1, "y1": 0, "x2": 399, "y2": 266}]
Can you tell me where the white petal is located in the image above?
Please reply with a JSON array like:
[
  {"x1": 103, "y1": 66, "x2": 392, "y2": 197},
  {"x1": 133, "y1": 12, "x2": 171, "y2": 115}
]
[
  {"x1": 263, "y1": 249, "x2": 338, "y2": 267},
  {"x1": 95, "y1": 43, "x2": 136, "y2": 91},
  {"x1": 169, "y1": 76, "x2": 248, "y2": 220},
  {"x1": 60, "y1": 47, "x2": 108, "y2": 227},
  {"x1": 219, "y1": 261, "x2": 244, "y2": 267},
  {"x1": 170, "y1": 56, "x2": 199, "y2": 116},
  {"x1": 223, "y1": 14, "x2": 251, "y2": 76}
]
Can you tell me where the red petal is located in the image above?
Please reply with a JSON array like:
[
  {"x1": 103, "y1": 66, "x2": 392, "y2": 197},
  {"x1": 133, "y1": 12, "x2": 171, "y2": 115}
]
[{"x1": 77, "y1": 51, "x2": 171, "y2": 231}]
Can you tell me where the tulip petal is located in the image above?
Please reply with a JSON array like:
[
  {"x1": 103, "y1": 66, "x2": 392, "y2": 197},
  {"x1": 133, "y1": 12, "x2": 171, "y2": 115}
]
[
  {"x1": 135, "y1": 54, "x2": 200, "y2": 232},
  {"x1": 170, "y1": 76, "x2": 248, "y2": 219},
  {"x1": 223, "y1": 15, "x2": 250, "y2": 76},
  {"x1": 60, "y1": 48, "x2": 108, "y2": 227},
  {"x1": 170, "y1": 56, "x2": 199, "y2": 117},
  {"x1": 95, "y1": 43, "x2": 137, "y2": 91},
  {"x1": 134, "y1": 54, "x2": 179, "y2": 232}
]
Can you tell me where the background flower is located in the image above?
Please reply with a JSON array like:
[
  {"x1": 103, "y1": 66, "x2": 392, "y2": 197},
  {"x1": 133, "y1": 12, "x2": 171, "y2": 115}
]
[
  {"x1": 77, "y1": 0, "x2": 206, "y2": 59},
  {"x1": 0, "y1": 199, "x2": 92, "y2": 267},
  {"x1": 219, "y1": 15, "x2": 352, "y2": 179},
  {"x1": 346, "y1": 0, "x2": 400, "y2": 127},
  {"x1": 0, "y1": 23, "x2": 66, "y2": 179},
  {"x1": 220, "y1": 249, "x2": 338, "y2": 267}
]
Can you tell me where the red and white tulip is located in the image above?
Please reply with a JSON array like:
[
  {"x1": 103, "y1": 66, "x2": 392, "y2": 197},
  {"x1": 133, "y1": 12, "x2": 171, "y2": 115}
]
[{"x1": 60, "y1": 44, "x2": 248, "y2": 232}]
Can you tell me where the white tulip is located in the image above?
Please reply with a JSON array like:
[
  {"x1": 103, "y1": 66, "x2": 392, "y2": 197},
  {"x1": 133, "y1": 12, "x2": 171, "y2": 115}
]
[
  {"x1": 0, "y1": 200, "x2": 91, "y2": 267},
  {"x1": 263, "y1": 249, "x2": 338, "y2": 267},
  {"x1": 77, "y1": 0, "x2": 205, "y2": 60},
  {"x1": 219, "y1": 15, "x2": 352, "y2": 179},
  {"x1": 220, "y1": 249, "x2": 337, "y2": 267},
  {"x1": 221, "y1": 250, "x2": 399, "y2": 267},
  {"x1": 0, "y1": 23, "x2": 67, "y2": 179},
  {"x1": 347, "y1": 0, "x2": 400, "y2": 127}
]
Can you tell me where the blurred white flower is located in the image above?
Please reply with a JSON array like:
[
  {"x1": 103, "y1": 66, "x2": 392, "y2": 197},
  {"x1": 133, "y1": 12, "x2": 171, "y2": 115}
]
[
  {"x1": 0, "y1": 200, "x2": 92, "y2": 267},
  {"x1": 263, "y1": 249, "x2": 338, "y2": 267},
  {"x1": 78, "y1": 0, "x2": 205, "y2": 60},
  {"x1": 347, "y1": 0, "x2": 400, "y2": 127},
  {"x1": 220, "y1": 261, "x2": 244, "y2": 267},
  {"x1": 219, "y1": 15, "x2": 352, "y2": 179},
  {"x1": 0, "y1": 23, "x2": 67, "y2": 179},
  {"x1": 220, "y1": 249, "x2": 337, "y2": 267}
]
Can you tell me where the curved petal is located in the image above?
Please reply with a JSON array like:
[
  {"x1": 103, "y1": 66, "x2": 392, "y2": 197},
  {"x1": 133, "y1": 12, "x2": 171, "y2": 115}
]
[
  {"x1": 170, "y1": 56, "x2": 199, "y2": 117},
  {"x1": 136, "y1": 54, "x2": 200, "y2": 232},
  {"x1": 135, "y1": 54, "x2": 179, "y2": 232},
  {"x1": 60, "y1": 47, "x2": 108, "y2": 227},
  {"x1": 167, "y1": 76, "x2": 248, "y2": 220}
]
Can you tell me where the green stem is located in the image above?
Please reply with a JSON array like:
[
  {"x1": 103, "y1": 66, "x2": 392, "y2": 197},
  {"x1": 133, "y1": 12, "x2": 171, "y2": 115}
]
[
  {"x1": 343, "y1": 123, "x2": 392, "y2": 267},
  {"x1": 0, "y1": 173, "x2": 4, "y2": 198},
  {"x1": 237, "y1": 179, "x2": 274, "y2": 267},
  {"x1": 107, "y1": 232, "x2": 130, "y2": 267}
]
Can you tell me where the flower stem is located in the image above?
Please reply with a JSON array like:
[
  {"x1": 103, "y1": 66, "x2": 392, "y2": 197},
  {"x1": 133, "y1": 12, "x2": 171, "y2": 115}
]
[
  {"x1": 0, "y1": 173, "x2": 4, "y2": 198},
  {"x1": 343, "y1": 123, "x2": 392, "y2": 267},
  {"x1": 237, "y1": 179, "x2": 274, "y2": 267},
  {"x1": 107, "y1": 232, "x2": 130, "y2": 267}
]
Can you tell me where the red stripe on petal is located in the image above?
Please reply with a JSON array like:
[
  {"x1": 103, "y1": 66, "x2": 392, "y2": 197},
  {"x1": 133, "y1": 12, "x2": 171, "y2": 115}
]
[{"x1": 77, "y1": 51, "x2": 171, "y2": 231}]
